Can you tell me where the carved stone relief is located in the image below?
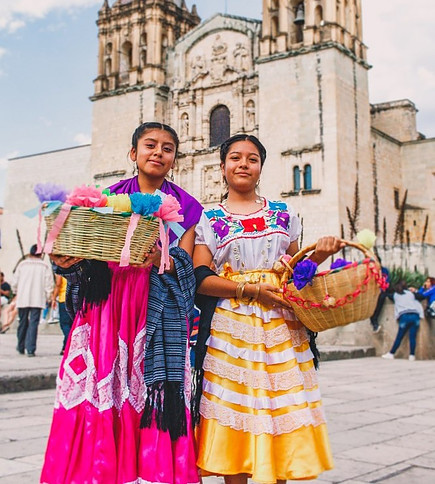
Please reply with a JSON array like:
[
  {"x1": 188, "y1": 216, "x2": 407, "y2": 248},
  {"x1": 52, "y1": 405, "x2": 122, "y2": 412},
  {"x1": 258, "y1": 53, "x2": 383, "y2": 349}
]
[
  {"x1": 246, "y1": 100, "x2": 256, "y2": 130},
  {"x1": 233, "y1": 43, "x2": 249, "y2": 72},
  {"x1": 202, "y1": 164, "x2": 223, "y2": 203},
  {"x1": 180, "y1": 112, "x2": 189, "y2": 138},
  {"x1": 210, "y1": 35, "x2": 228, "y2": 82},
  {"x1": 190, "y1": 55, "x2": 208, "y2": 82}
]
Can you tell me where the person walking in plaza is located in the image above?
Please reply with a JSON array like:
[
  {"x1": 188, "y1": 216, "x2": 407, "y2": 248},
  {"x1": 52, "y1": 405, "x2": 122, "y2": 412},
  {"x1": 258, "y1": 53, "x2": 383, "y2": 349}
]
[
  {"x1": 382, "y1": 280, "x2": 424, "y2": 361},
  {"x1": 11, "y1": 245, "x2": 54, "y2": 356},
  {"x1": 41, "y1": 122, "x2": 203, "y2": 484},
  {"x1": 192, "y1": 134, "x2": 343, "y2": 482},
  {"x1": 51, "y1": 275, "x2": 72, "y2": 355}
]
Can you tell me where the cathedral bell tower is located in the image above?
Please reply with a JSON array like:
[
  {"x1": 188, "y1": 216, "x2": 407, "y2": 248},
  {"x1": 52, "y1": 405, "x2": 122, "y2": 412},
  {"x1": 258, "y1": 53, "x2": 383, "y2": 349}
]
[
  {"x1": 257, "y1": 0, "x2": 373, "y2": 244},
  {"x1": 89, "y1": 0, "x2": 200, "y2": 184},
  {"x1": 260, "y1": 0, "x2": 366, "y2": 61},
  {"x1": 94, "y1": 0, "x2": 199, "y2": 93}
]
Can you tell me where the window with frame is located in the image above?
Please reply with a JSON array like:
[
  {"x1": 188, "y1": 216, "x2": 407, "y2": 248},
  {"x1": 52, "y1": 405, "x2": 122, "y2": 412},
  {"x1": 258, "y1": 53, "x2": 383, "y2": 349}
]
[{"x1": 210, "y1": 105, "x2": 230, "y2": 147}]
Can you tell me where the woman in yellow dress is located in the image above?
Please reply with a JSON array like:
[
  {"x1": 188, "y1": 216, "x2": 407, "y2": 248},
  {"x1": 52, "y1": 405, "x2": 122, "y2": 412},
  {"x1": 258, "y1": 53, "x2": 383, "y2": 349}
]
[{"x1": 193, "y1": 134, "x2": 343, "y2": 483}]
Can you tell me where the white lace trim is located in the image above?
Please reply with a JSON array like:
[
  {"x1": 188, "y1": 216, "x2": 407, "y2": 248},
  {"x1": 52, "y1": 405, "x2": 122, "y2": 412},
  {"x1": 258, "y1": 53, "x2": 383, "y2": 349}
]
[
  {"x1": 202, "y1": 352, "x2": 318, "y2": 391},
  {"x1": 200, "y1": 395, "x2": 326, "y2": 436}
]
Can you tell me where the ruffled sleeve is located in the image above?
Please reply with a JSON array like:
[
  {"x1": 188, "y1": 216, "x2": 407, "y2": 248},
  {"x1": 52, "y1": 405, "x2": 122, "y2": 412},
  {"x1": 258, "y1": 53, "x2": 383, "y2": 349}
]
[
  {"x1": 287, "y1": 204, "x2": 302, "y2": 242},
  {"x1": 195, "y1": 211, "x2": 217, "y2": 256}
]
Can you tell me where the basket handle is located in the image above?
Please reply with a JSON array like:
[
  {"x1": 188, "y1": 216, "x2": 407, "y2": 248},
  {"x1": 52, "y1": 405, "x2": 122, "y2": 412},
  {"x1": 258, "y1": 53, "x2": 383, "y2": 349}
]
[{"x1": 288, "y1": 239, "x2": 375, "y2": 270}]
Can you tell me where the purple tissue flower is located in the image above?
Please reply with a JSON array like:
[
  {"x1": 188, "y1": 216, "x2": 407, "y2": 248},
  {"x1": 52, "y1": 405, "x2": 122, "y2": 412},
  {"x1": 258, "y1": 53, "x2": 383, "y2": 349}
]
[
  {"x1": 34, "y1": 183, "x2": 69, "y2": 203},
  {"x1": 293, "y1": 259, "x2": 318, "y2": 290},
  {"x1": 330, "y1": 258, "x2": 350, "y2": 270}
]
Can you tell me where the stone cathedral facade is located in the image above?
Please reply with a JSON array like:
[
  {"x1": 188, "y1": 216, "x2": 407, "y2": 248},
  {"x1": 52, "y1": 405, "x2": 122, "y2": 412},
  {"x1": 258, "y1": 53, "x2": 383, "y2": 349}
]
[{"x1": 1, "y1": 0, "x2": 434, "y2": 277}]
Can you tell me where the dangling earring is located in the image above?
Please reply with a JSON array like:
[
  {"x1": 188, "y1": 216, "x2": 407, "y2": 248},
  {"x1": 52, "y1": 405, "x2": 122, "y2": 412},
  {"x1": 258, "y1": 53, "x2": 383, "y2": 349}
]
[
  {"x1": 255, "y1": 179, "x2": 262, "y2": 202},
  {"x1": 169, "y1": 169, "x2": 174, "y2": 182},
  {"x1": 132, "y1": 162, "x2": 138, "y2": 176}
]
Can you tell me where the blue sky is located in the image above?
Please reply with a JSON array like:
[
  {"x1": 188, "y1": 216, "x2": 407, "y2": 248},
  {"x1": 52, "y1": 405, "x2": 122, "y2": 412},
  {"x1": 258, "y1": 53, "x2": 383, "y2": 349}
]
[{"x1": 1, "y1": 0, "x2": 435, "y2": 204}]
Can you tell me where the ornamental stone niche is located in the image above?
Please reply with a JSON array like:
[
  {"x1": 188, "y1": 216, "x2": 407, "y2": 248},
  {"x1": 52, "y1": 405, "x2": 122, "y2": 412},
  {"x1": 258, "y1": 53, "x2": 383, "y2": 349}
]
[{"x1": 202, "y1": 164, "x2": 223, "y2": 203}]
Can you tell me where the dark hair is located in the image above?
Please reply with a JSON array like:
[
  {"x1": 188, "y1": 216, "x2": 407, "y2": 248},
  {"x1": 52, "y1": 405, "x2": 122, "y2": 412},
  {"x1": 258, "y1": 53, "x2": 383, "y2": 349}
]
[
  {"x1": 220, "y1": 134, "x2": 267, "y2": 167},
  {"x1": 394, "y1": 279, "x2": 407, "y2": 294},
  {"x1": 131, "y1": 122, "x2": 179, "y2": 156},
  {"x1": 427, "y1": 277, "x2": 435, "y2": 286},
  {"x1": 30, "y1": 244, "x2": 39, "y2": 256}
]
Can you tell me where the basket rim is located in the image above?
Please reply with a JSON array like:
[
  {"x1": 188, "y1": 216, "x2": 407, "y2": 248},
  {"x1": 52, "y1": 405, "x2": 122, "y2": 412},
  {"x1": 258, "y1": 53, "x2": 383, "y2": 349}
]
[
  {"x1": 287, "y1": 257, "x2": 378, "y2": 282},
  {"x1": 44, "y1": 205, "x2": 158, "y2": 220}
]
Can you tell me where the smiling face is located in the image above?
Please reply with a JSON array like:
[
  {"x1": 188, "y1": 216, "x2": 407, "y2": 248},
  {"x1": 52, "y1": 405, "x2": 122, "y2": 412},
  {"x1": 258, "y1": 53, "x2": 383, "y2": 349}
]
[
  {"x1": 130, "y1": 128, "x2": 176, "y2": 181},
  {"x1": 221, "y1": 140, "x2": 262, "y2": 194}
]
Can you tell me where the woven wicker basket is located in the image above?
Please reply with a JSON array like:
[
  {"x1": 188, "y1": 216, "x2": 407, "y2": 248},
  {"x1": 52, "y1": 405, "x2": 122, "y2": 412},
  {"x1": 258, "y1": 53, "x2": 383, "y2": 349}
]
[
  {"x1": 45, "y1": 206, "x2": 160, "y2": 264},
  {"x1": 283, "y1": 240, "x2": 385, "y2": 332}
]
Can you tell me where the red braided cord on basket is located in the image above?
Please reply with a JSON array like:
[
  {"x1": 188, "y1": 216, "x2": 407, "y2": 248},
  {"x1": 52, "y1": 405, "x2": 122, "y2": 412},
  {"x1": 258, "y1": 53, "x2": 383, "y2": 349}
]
[{"x1": 283, "y1": 258, "x2": 388, "y2": 311}]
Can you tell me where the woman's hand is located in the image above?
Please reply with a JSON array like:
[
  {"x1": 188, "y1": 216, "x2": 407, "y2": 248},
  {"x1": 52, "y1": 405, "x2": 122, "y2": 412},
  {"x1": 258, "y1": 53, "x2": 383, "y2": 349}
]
[
  {"x1": 244, "y1": 283, "x2": 293, "y2": 309},
  {"x1": 310, "y1": 236, "x2": 345, "y2": 265},
  {"x1": 133, "y1": 247, "x2": 175, "y2": 273},
  {"x1": 49, "y1": 254, "x2": 83, "y2": 268}
]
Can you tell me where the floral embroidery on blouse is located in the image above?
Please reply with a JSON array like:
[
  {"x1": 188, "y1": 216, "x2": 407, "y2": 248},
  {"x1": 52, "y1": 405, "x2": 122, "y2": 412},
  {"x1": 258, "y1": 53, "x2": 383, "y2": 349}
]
[{"x1": 204, "y1": 200, "x2": 292, "y2": 245}]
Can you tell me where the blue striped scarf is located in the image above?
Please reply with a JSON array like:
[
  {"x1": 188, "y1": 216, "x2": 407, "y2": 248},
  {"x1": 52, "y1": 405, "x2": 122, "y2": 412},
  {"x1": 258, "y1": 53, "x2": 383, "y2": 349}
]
[{"x1": 140, "y1": 247, "x2": 195, "y2": 440}]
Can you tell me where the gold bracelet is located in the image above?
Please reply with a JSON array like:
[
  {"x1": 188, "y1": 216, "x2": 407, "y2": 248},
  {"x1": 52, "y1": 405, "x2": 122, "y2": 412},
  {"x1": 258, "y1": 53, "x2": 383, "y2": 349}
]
[
  {"x1": 236, "y1": 281, "x2": 247, "y2": 301},
  {"x1": 251, "y1": 283, "x2": 261, "y2": 302},
  {"x1": 236, "y1": 281, "x2": 251, "y2": 304}
]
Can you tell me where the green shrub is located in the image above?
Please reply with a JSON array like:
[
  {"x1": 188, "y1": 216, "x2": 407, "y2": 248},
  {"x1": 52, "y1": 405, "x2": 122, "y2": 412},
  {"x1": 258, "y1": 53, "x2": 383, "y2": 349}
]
[{"x1": 388, "y1": 267, "x2": 427, "y2": 290}]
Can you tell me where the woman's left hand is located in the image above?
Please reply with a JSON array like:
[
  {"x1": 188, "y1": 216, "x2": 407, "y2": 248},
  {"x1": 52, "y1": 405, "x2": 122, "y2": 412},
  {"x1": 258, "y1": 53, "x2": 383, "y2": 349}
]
[
  {"x1": 133, "y1": 246, "x2": 162, "y2": 269},
  {"x1": 310, "y1": 236, "x2": 345, "y2": 265}
]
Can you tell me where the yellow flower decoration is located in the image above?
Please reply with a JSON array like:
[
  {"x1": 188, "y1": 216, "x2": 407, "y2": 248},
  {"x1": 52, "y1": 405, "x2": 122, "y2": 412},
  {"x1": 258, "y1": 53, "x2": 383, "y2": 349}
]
[
  {"x1": 356, "y1": 229, "x2": 376, "y2": 250},
  {"x1": 106, "y1": 193, "x2": 132, "y2": 212}
]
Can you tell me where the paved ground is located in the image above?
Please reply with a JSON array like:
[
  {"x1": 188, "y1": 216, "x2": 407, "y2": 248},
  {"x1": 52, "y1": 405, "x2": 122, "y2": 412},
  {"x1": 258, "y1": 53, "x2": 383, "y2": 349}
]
[{"x1": 0, "y1": 333, "x2": 434, "y2": 483}]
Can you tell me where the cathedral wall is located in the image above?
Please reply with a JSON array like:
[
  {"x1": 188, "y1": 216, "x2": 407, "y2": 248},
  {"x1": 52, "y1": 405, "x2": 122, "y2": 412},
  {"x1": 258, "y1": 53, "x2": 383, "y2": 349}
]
[
  {"x1": 0, "y1": 145, "x2": 91, "y2": 278},
  {"x1": 370, "y1": 130, "x2": 403, "y2": 245},
  {"x1": 371, "y1": 100, "x2": 419, "y2": 143},
  {"x1": 402, "y1": 137, "x2": 435, "y2": 244},
  {"x1": 257, "y1": 49, "x2": 343, "y2": 246},
  {"x1": 332, "y1": 51, "x2": 373, "y2": 239},
  {"x1": 90, "y1": 88, "x2": 167, "y2": 182}
]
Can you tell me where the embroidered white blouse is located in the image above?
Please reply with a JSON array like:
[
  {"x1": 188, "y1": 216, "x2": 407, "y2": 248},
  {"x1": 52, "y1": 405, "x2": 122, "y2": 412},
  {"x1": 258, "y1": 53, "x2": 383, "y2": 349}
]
[{"x1": 195, "y1": 199, "x2": 302, "y2": 273}]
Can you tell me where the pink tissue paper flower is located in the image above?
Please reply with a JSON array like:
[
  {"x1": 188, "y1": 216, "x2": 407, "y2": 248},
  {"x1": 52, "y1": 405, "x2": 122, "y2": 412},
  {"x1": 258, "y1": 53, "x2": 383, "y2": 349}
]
[{"x1": 65, "y1": 185, "x2": 108, "y2": 208}]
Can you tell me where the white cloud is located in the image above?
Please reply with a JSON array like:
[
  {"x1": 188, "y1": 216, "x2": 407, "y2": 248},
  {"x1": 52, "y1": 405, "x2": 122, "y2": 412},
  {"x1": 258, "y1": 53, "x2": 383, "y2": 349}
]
[
  {"x1": 0, "y1": 47, "x2": 6, "y2": 58},
  {"x1": 0, "y1": 0, "x2": 101, "y2": 32},
  {"x1": 73, "y1": 132, "x2": 91, "y2": 145}
]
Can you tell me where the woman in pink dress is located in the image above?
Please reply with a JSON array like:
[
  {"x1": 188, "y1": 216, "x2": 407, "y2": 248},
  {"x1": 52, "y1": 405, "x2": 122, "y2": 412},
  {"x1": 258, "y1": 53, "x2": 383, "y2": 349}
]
[{"x1": 41, "y1": 122, "x2": 203, "y2": 484}]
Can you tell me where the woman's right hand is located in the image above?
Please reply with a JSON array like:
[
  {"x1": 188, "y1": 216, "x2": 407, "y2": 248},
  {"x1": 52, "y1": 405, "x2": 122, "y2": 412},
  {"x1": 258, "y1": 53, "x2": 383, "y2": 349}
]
[
  {"x1": 49, "y1": 254, "x2": 83, "y2": 269},
  {"x1": 245, "y1": 283, "x2": 293, "y2": 310}
]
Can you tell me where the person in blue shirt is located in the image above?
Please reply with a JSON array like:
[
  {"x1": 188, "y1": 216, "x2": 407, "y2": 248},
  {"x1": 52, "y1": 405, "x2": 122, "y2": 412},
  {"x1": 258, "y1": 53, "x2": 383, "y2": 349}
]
[{"x1": 416, "y1": 277, "x2": 435, "y2": 318}]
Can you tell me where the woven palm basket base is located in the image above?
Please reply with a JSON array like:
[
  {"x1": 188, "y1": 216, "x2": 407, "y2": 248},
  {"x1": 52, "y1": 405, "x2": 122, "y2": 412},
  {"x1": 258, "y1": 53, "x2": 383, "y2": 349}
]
[
  {"x1": 283, "y1": 240, "x2": 384, "y2": 332},
  {"x1": 45, "y1": 207, "x2": 160, "y2": 264}
]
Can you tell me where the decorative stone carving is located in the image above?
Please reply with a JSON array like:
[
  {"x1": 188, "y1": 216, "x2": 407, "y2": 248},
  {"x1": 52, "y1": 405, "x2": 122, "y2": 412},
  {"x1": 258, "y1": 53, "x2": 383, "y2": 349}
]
[
  {"x1": 181, "y1": 113, "x2": 189, "y2": 137},
  {"x1": 190, "y1": 55, "x2": 208, "y2": 82},
  {"x1": 210, "y1": 35, "x2": 228, "y2": 82},
  {"x1": 202, "y1": 164, "x2": 223, "y2": 203},
  {"x1": 246, "y1": 100, "x2": 256, "y2": 130},
  {"x1": 233, "y1": 43, "x2": 249, "y2": 72}
]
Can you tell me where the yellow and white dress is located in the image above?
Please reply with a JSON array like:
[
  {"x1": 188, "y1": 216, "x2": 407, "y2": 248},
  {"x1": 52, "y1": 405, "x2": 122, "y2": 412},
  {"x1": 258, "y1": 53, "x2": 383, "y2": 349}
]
[{"x1": 194, "y1": 200, "x2": 333, "y2": 482}]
